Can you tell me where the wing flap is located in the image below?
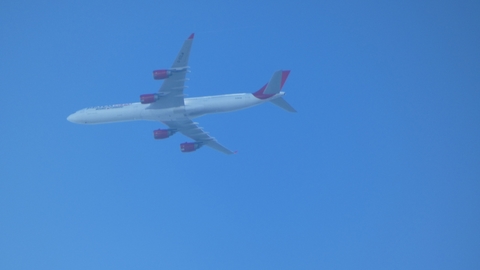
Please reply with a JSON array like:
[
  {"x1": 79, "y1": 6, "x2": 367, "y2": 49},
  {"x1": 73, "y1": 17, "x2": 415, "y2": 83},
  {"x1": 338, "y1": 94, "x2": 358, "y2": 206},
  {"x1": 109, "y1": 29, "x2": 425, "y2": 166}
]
[{"x1": 205, "y1": 141, "x2": 236, "y2": 155}]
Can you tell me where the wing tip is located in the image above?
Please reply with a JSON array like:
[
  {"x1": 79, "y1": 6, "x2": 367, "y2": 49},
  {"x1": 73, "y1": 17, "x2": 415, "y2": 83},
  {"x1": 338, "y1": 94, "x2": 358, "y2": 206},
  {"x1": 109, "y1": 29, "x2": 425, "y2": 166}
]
[{"x1": 188, "y1": 33, "x2": 195, "y2": 40}]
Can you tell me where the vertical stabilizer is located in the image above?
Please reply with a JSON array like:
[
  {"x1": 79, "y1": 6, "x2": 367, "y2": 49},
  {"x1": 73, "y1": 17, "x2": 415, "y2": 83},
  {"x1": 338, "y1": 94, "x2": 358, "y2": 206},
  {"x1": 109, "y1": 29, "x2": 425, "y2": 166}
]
[{"x1": 253, "y1": 70, "x2": 290, "y2": 99}]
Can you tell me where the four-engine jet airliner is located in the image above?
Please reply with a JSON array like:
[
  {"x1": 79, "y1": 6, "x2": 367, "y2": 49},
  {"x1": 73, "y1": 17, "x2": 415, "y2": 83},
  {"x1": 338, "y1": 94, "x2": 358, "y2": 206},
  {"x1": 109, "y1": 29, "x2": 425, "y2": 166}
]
[{"x1": 67, "y1": 33, "x2": 296, "y2": 154}]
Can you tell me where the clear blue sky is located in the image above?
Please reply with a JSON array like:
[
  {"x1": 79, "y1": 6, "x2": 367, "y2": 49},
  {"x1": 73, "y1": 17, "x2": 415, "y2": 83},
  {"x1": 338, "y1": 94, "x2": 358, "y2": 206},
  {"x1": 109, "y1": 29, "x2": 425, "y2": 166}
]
[{"x1": 1, "y1": 1, "x2": 479, "y2": 269}]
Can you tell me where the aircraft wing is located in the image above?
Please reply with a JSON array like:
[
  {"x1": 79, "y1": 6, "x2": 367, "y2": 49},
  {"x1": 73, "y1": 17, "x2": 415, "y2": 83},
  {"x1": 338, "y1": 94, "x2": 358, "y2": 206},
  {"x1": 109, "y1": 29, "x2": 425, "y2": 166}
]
[
  {"x1": 154, "y1": 34, "x2": 195, "y2": 108},
  {"x1": 163, "y1": 118, "x2": 235, "y2": 155}
]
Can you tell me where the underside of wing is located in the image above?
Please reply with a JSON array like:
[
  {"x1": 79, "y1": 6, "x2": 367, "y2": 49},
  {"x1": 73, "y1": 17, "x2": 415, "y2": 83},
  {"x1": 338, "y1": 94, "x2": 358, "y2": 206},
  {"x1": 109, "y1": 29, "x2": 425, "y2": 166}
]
[
  {"x1": 163, "y1": 119, "x2": 235, "y2": 155},
  {"x1": 150, "y1": 34, "x2": 194, "y2": 108}
]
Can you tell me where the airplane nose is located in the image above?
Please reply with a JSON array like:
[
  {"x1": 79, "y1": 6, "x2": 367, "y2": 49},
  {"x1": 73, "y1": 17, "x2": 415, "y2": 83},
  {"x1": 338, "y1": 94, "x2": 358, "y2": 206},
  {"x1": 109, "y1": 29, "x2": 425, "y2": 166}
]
[
  {"x1": 67, "y1": 113, "x2": 77, "y2": 123},
  {"x1": 67, "y1": 112, "x2": 88, "y2": 124}
]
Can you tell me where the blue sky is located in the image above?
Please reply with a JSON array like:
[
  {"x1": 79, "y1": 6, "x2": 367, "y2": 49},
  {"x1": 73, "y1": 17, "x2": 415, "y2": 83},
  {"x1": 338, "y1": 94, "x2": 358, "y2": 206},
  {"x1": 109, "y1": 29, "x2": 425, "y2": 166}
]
[{"x1": 1, "y1": 0, "x2": 479, "y2": 269}]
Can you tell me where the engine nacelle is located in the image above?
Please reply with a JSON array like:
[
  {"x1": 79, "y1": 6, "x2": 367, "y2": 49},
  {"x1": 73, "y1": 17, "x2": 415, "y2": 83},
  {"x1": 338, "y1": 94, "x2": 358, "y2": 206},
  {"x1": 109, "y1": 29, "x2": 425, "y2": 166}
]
[
  {"x1": 140, "y1": 93, "x2": 159, "y2": 104},
  {"x1": 153, "y1": 129, "x2": 176, "y2": 139},
  {"x1": 180, "y1": 142, "x2": 202, "y2": 153},
  {"x1": 153, "y1": 69, "x2": 172, "y2": 80}
]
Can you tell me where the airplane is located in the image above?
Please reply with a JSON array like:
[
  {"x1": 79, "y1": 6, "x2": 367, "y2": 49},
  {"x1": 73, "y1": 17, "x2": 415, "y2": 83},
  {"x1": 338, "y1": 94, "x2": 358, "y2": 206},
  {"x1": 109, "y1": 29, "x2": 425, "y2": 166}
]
[{"x1": 67, "y1": 33, "x2": 296, "y2": 154}]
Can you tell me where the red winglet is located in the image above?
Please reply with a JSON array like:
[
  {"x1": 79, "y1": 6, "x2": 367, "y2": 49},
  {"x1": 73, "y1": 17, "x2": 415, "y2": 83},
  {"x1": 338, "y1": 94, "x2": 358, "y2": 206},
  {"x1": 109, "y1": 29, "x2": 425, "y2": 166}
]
[{"x1": 188, "y1": 33, "x2": 195, "y2": 40}]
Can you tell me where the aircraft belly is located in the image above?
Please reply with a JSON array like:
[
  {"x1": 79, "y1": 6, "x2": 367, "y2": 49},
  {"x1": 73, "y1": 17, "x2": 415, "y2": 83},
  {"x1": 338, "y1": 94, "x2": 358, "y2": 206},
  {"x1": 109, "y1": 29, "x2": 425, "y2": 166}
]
[
  {"x1": 184, "y1": 99, "x2": 206, "y2": 118},
  {"x1": 141, "y1": 107, "x2": 186, "y2": 121},
  {"x1": 201, "y1": 95, "x2": 261, "y2": 114}
]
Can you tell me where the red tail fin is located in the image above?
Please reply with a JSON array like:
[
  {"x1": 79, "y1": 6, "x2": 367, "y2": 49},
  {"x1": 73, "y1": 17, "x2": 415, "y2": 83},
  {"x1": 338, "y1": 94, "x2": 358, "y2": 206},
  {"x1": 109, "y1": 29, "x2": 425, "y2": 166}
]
[{"x1": 253, "y1": 70, "x2": 290, "y2": 99}]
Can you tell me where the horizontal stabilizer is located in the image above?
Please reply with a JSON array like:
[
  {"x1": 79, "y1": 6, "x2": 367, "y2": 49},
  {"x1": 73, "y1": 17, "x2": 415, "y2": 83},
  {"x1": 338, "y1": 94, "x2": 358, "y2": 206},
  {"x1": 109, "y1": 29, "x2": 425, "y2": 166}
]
[{"x1": 270, "y1": 97, "x2": 297, "y2": 112}]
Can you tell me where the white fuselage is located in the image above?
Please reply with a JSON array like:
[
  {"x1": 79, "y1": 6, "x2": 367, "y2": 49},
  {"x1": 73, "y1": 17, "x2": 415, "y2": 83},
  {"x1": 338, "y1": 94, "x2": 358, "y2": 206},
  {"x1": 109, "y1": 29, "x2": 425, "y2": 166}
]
[{"x1": 67, "y1": 92, "x2": 283, "y2": 124}]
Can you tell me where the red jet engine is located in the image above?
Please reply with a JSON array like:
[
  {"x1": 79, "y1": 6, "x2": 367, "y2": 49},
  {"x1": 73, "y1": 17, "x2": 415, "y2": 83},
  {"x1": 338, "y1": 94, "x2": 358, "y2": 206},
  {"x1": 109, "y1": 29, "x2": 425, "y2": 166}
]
[
  {"x1": 140, "y1": 93, "x2": 159, "y2": 104},
  {"x1": 180, "y1": 142, "x2": 202, "y2": 153},
  {"x1": 153, "y1": 129, "x2": 176, "y2": 139},
  {"x1": 153, "y1": 69, "x2": 172, "y2": 80}
]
